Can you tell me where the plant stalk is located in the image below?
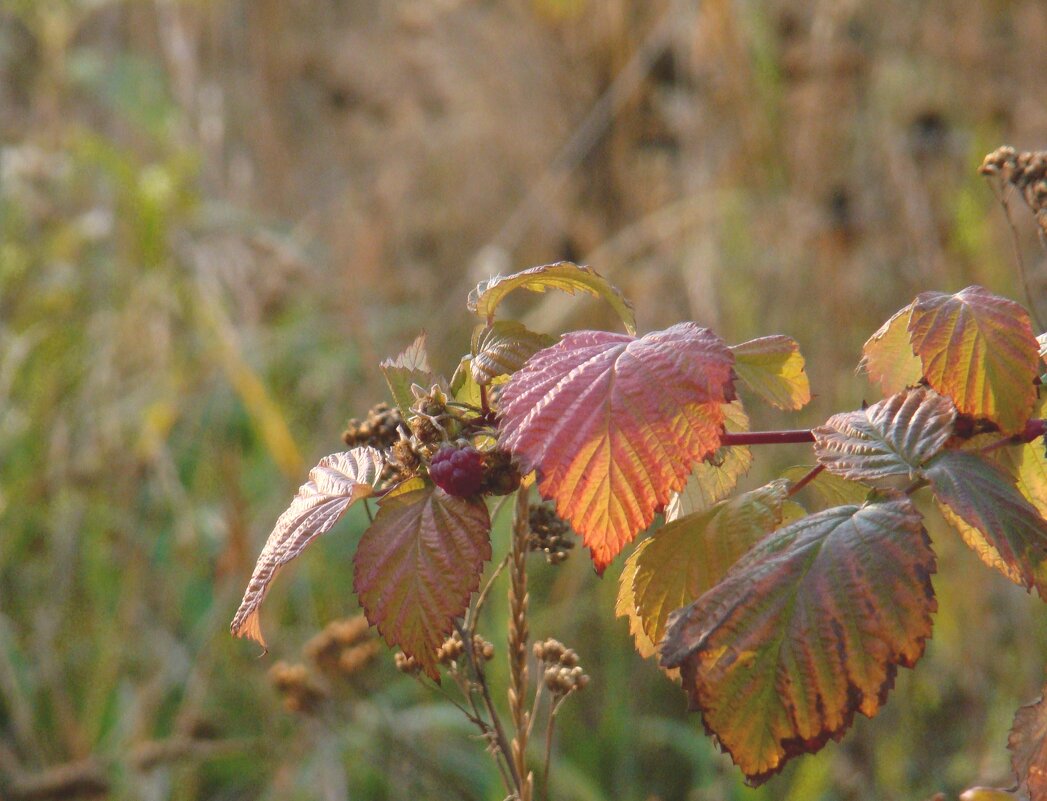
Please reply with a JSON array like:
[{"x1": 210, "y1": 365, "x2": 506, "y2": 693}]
[{"x1": 508, "y1": 488, "x2": 533, "y2": 801}]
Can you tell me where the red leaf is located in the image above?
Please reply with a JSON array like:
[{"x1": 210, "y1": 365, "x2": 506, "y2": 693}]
[
  {"x1": 498, "y1": 323, "x2": 735, "y2": 571},
  {"x1": 231, "y1": 447, "x2": 385, "y2": 647},
  {"x1": 353, "y1": 486, "x2": 491, "y2": 679}
]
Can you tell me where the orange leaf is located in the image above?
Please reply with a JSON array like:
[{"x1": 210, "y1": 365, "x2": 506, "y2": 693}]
[
  {"x1": 499, "y1": 324, "x2": 735, "y2": 571},
  {"x1": 908, "y1": 286, "x2": 1038, "y2": 434}
]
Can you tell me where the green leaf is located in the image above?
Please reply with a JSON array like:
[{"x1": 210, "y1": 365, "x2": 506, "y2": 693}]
[
  {"x1": 780, "y1": 466, "x2": 871, "y2": 510},
  {"x1": 467, "y1": 261, "x2": 636, "y2": 335},
  {"x1": 908, "y1": 286, "x2": 1039, "y2": 434},
  {"x1": 380, "y1": 333, "x2": 434, "y2": 418},
  {"x1": 661, "y1": 497, "x2": 936, "y2": 786},
  {"x1": 859, "y1": 304, "x2": 923, "y2": 396},
  {"x1": 353, "y1": 487, "x2": 492, "y2": 679},
  {"x1": 813, "y1": 388, "x2": 956, "y2": 483},
  {"x1": 1008, "y1": 680, "x2": 1047, "y2": 801},
  {"x1": 449, "y1": 355, "x2": 484, "y2": 408},
  {"x1": 666, "y1": 401, "x2": 752, "y2": 520},
  {"x1": 730, "y1": 336, "x2": 811, "y2": 410},
  {"x1": 231, "y1": 447, "x2": 385, "y2": 647},
  {"x1": 998, "y1": 441, "x2": 1047, "y2": 521},
  {"x1": 620, "y1": 481, "x2": 789, "y2": 657},
  {"x1": 470, "y1": 321, "x2": 556, "y2": 386},
  {"x1": 924, "y1": 450, "x2": 1047, "y2": 599}
]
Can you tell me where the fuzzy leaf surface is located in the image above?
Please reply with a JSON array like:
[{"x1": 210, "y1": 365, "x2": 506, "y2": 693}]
[
  {"x1": 813, "y1": 388, "x2": 956, "y2": 483},
  {"x1": 859, "y1": 304, "x2": 922, "y2": 396},
  {"x1": 467, "y1": 261, "x2": 636, "y2": 335},
  {"x1": 730, "y1": 336, "x2": 811, "y2": 410},
  {"x1": 381, "y1": 333, "x2": 434, "y2": 417},
  {"x1": 621, "y1": 481, "x2": 789, "y2": 657},
  {"x1": 666, "y1": 401, "x2": 752, "y2": 521},
  {"x1": 908, "y1": 286, "x2": 1038, "y2": 434},
  {"x1": 1009, "y1": 681, "x2": 1047, "y2": 801},
  {"x1": 353, "y1": 487, "x2": 491, "y2": 679},
  {"x1": 780, "y1": 466, "x2": 870, "y2": 511},
  {"x1": 661, "y1": 498, "x2": 936, "y2": 786},
  {"x1": 499, "y1": 323, "x2": 735, "y2": 571},
  {"x1": 231, "y1": 447, "x2": 385, "y2": 647},
  {"x1": 924, "y1": 450, "x2": 1047, "y2": 598},
  {"x1": 470, "y1": 322, "x2": 556, "y2": 385}
]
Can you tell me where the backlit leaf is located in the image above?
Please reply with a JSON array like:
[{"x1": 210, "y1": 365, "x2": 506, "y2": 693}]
[
  {"x1": 622, "y1": 481, "x2": 789, "y2": 656},
  {"x1": 813, "y1": 388, "x2": 956, "y2": 483},
  {"x1": 499, "y1": 324, "x2": 735, "y2": 571},
  {"x1": 231, "y1": 447, "x2": 385, "y2": 647},
  {"x1": 859, "y1": 304, "x2": 922, "y2": 396},
  {"x1": 468, "y1": 261, "x2": 637, "y2": 335},
  {"x1": 666, "y1": 401, "x2": 752, "y2": 521},
  {"x1": 730, "y1": 336, "x2": 811, "y2": 410},
  {"x1": 661, "y1": 498, "x2": 935, "y2": 785},
  {"x1": 450, "y1": 355, "x2": 484, "y2": 408},
  {"x1": 470, "y1": 322, "x2": 556, "y2": 385},
  {"x1": 353, "y1": 486, "x2": 492, "y2": 679},
  {"x1": 780, "y1": 466, "x2": 871, "y2": 511},
  {"x1": 908, "y1": 286, "x2": 1038, "y2": 434},
  {"x1": 615, "y1": 550, "x2": 660, "y2": 661},
  {"x1": 1009, "y1": 681, "x2": 1047, "y2": 801},
  {"x1": 924, "y1": 450, "x2": 1047, "y2": 599},
  {"x1": 998, "y1": 442, "x2": 1047, "y2": 520},
  {"x1": 381, "y1": 333, "x2": 434, "y2": 417}
]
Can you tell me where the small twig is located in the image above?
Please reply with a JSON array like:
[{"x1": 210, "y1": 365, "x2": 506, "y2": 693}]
[
  {"x1": 480, "y1": 384, "x2": 491, "y2": 416},
  {"x1": 525, "y1": 681, "x2": 545, "y2": 743},
  {"x1": 542, "y1": 692, "x2": 573, "y2": 801},
  {"x1": 508, "y1": 489, "x2": 533, "y2": 801},
  {"x1": 992, "y1": 182, "x2": 1046, "y2": 332},
  {"x1": 466, "y1": 554, "x2": 511, "y2": 638},
  {"x1": 720, "y1": 429, "x2": 815, "y2": 446},
  {"x1": 787, "y1": 464, "x2": 825, "y2": 497},
  {"x1": 363, "y1": 498, "x2": 374, "y2": 524}
]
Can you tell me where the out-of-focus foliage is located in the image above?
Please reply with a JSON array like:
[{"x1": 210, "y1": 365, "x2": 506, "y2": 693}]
[{"x1": 2, "y1": 0, "x2": 1047, "y2": 798}]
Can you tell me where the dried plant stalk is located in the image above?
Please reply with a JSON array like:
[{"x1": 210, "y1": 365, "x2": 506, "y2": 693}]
[{"x1": 509, "y1": 488, "x2": 534, "y2": 801}]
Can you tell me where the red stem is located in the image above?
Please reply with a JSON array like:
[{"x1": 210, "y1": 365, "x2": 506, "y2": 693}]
[{"x1": 720, "y1": 430, "x2": 815, "y2": 446}]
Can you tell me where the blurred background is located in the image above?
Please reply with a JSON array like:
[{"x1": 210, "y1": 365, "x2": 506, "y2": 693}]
[{"x1": 2, "y1": 0, "x2": 1047, "y2": 798}]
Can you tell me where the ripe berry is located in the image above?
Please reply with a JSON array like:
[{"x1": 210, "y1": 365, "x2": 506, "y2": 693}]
[{"x1": 429, "y1": 446, "x2": 484, "y2": 497}]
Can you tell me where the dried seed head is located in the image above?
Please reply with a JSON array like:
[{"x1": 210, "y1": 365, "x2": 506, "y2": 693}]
[
  {"x1": 480, "y1": 448, "x2": 522, "y2": 496},
  {"x1": 527, "y1": 505, "x2": 575, "y2": 564},
  {"x1": 305, "y1": 615, "x2": 375, "y2": 677},
  {"x1": 394, "y1": 651, "x2": 422, "y2": 676},
  {"x1": 343, "y1": 403, "x2": 402, "y2": 450},
  {"x1": 269, "y1": 661, "x2": 327, "y2": 714}
]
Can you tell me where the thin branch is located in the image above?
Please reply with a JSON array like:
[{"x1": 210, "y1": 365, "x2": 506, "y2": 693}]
[
  {"x1": 992, "y1": 182, "x2": 1046, "y2": 332},
  {"x1": 363, "y1": 498, "x2": 374, "y2": 524},
  {"x1": 787, "y1": 464, "x2": 825, "y2": 497},
  {"x1": 466, "y1": 554, "x2": 511, "y2": 638},
  {"x1": 720, "y1": 429, "x2": 815, "y2": 446}
]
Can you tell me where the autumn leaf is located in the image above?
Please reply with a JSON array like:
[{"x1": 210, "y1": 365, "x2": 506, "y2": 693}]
[
  {"x1": 618, "y1": 481, "x2": 789, "y2": 659},
  {"x1": 1009, "y1": 681, "x2": 1047, "y2": 801},
  {"x1": 996, "y1": 398, "x2": 1047, "y2": 519},
  {"x1": 231, "y1": 447, "x2": 385, "y2": 647},
  {"x1": 498, "y1": 323, "x2": 735, "y2": 571},
  {"x1": 813, "y1": 388, "x2": 956, "y2": 484},
  {"x1": 908, "y1": 286, "x2": 1038, "y2": 434},
  {"x1": 923, "y1": 450, "x2": 1047, "y2": 599},
  {"x1": 353, "y1": 486, "x2": 491, "y2": 679},
  {"x1": 665, "y1": 401, "x2": 752, "y2": 521},
  {"x1": 780, "y1": 466, "x2": 870, "y2": 511},
  {"x1": 730, "y1": 336, "x2": 811, "y2": 410},
  {"x1": 381, "y1": 333, "x2": 434, "y2": 417},
  {"x1": 661, "y1": 497, "x2": 936, "y2": 786},
  {"x1": 470, "y1": 321, "x2": 556, "y2": 386},
  {"x1": 467, "y1": 261, "x2": 637, "y2": 335},
  {"x1": 615, "y1": 551, "x2": 660, "y2": 661},
  {"x1": 859, "y1": 304, "x2": 922, "y2": 396}
]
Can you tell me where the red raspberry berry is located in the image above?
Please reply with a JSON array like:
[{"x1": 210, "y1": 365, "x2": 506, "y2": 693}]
[{"x1": 429, "y1": 446, "x2": 484, "y2": 497}]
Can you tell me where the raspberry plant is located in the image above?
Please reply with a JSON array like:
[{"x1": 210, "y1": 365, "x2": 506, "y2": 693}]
[{"x1": 232, "y1": 157, "x2": 1047, "y2": 799}]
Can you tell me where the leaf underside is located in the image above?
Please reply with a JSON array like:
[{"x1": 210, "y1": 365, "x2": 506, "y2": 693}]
[
  {"x1": 730, "y1": 335, "x2": 811, "y2": 410},
  {"x1": 908, "y1": 286, "x2": 1038, "y2": 434},
  {"x1": 661, "y1": 498, "x2": 936, "y2": 786},
  {"x1": 1009, "y1": 681, "x2": 1047, "y2": 801},
  {"x1": 231, "y1": 447, "x2": 385, "y2": 647},
  {"x1": 859, "y1": 304, "x2": 923, "y2": 396},
  {"x1": 381, "y1": 333, "x2": 435, "y2": 417},
  {"x1": 467, "y1": 261, "x2": 637, "y2": 335},
  {"x1": 499, "y1": 323, "x2": 735, "y2": 571},
  {"x1": 924, "y1": 449, "x2": 1047, "y2": 599},
  {"x1": 619, "y1": 480, "x2": 789, "y2": 658},
  {"x1": 813, "y1": 387, "x2": 956, "y2": 484},
  {"x1": 353, "y1": 486, "x2": 492, "y2": 680}
]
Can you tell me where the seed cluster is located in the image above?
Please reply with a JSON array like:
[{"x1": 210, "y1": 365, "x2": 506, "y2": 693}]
[
  {"x1": 980, "y1": 146, "x2": 1047, "y2": 235},
  {"x1": 436, "y1": 631, "x2": 496, "y2": 666},
  {"x1": 527, "y1": 504, "x2": 575, "y2": 564},
  {"x1": 534, "y1": 638, "x2": 589, "y2": 696},
  {"x1": 268, "y1": 662, "x2": 327, "y2": 714},
  {"x1": 342, "y1": 403, "x2": 402, "y2": 450}
]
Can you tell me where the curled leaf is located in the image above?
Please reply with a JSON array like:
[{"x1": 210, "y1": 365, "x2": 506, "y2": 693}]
[
  {"x1": 499, "y1": 323, "x2": 735, "y2": 571},
  {"x1": 467, "y1": 261, "x2": 636, "y2": 335},
  {"x1": 231, "y1": 447, "x2": 385, "y2": 647},
  {"x1": 813, "y1": 388, "x2": 957, "y2": 483},
  {"x1": 908, "y1": 286, "x2": 1038, "y2": 434},
  {"x1": 730, "y1": 335, "x2": 811, "y2": 410},
  {"x1": 661, "y1": 498, "x2": 936, "y2": 785},
  {"x1": 470, "y1": 321, "x2": 556, "y2": 386},
  {"x1": 353, "y1": 486, "x2": 491, "y2": 680}
]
